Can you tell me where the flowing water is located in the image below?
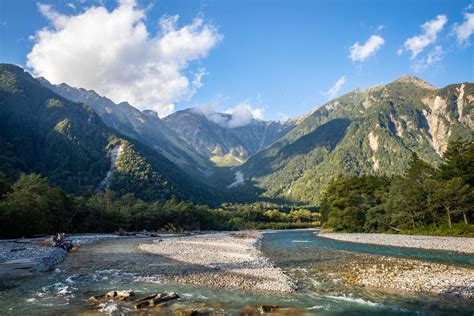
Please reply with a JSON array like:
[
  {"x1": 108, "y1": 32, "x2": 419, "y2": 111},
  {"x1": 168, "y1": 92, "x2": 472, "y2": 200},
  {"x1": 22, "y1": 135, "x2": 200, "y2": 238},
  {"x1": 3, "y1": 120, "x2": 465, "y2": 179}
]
[{"x1": 0, "y1": 230, "x2": 473, "y2": 315}]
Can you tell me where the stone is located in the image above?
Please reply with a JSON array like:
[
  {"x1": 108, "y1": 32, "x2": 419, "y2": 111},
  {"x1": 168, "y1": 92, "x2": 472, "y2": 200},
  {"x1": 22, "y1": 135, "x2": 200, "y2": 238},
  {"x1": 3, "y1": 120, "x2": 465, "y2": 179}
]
[
  {"x1": 89, "y1": 290, "x2": 135, "y2": 302},
  {"x1": 106, "y1": 290, "x2": 135, "y2": 300},
  {"x1": 256, "y1": 305, "x2": 280, "y2": 313},
  {"x1": 134, "y1": 292, "x2": 180, "y2": 309}
]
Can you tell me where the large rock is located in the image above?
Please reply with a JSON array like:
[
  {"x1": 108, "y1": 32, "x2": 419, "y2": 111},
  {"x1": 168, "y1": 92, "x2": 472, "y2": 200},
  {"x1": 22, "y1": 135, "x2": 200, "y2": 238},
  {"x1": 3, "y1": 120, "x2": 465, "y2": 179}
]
[
  {"x1": 134, "y1": 292, "x2": 180, "y2": 309},
  {"x1": 88, "y1": 290, "x2": 135, "y2": 302}
]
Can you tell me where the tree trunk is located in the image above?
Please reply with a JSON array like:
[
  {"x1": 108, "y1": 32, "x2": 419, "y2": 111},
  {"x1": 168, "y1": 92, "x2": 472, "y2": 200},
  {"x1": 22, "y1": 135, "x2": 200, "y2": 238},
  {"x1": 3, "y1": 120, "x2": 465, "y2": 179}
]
[
  {"x1": 446, "y1": 207, "x2": 452, "y2": 228},
  {"x1": 410, "y1": 212, "x2": 416, "y2": 230},
  {"x1": 462, "y1": 211, "x2": 469, "y2": 225}
]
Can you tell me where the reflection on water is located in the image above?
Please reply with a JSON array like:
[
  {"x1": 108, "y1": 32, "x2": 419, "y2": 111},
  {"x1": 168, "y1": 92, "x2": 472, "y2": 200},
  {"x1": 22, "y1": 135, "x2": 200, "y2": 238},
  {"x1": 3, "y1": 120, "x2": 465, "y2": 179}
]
[{"x1": 0, "y1": 231, "x2": 473, "y2": 315}]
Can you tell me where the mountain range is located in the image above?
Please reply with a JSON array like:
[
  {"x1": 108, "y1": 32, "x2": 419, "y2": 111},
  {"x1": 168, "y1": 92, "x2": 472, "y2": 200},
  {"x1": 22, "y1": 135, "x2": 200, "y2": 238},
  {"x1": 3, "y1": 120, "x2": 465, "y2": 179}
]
[{"x1": 1, "y1": 63, "x2": 472, "y2": 206}]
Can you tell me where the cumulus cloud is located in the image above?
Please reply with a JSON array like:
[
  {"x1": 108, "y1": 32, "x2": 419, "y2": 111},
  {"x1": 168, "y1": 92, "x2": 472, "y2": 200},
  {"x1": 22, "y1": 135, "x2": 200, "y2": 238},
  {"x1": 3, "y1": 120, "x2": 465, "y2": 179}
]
[
  {"x1": 195, "y1": 100, "x2": 264, "y2": 128},
  {"x1": 349, "y1": 35, "x2": 384, "y2": 62},
  {"x1": 411, "y1": 45, "x2": 444, "y2": 72},
  {"x1": 403, "y1": 15, "x2": 447, "y2": 58},
  {"x1": 453, "y1": 13, "x2": 474, "y2": 46},
  {"x1": 27, "y1": 0, "x2": 221, "y2": 117},
  {"x1": 321, "y1": 75, "x2": 346, "y2": 99}
]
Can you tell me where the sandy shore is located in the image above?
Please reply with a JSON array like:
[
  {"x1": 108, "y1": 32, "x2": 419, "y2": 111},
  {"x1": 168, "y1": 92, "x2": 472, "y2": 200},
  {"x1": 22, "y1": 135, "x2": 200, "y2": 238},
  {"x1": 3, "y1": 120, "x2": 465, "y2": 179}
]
[
  {"x1": 319, "y1": 233, "x2": 474, "y2": 254},
  {"x1": 138, "y1": 231, "x2": 295, "y2": 293}
]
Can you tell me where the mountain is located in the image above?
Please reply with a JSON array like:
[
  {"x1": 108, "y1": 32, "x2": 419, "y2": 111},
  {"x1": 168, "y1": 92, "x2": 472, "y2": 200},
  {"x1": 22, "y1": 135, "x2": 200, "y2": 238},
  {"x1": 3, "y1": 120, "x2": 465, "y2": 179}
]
[
  {"x1": 162, "y1": 108, "x2": 295, "y2": 166},
  {"x1": 240, "y1": 76, "x2": 474, "y2": 205},
  {"x1": 0, "y1": 64, "x2": 214, "y2": 203},
  {"x1": 37, "y1": 78, "x2": 211, "y2": 176}
]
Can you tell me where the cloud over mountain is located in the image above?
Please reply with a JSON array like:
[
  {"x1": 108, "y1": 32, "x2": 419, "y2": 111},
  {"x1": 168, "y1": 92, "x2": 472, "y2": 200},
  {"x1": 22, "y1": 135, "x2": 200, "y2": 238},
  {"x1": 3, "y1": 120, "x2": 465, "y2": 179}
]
[
  {"x1": 349, "y1": 35, "x2": 384, "y2": 62},
  {"x1": 322, "y1": 75, "x2": 346, "y2": 99},
  {"x1": 27, "y1": 0, "x2": 221, "y2": 117},
  {"x1": 195, "y1": 101, "x2": 265, "y2": 128},
  {"x1": 403, "y1": 15, "x2": 447, "y2": 58},
  {"x1": 454, "y1": 12, "x2": 474, "y2": 46}
]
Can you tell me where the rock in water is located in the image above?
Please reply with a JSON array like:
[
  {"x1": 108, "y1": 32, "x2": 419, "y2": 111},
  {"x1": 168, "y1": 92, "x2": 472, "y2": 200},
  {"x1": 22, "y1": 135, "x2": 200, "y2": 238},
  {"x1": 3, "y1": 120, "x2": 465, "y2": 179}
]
[
  {"x1": 257, "y1": 305, "x2": 280, "y2": 313},
  {"x1": 89, "y1": 290, "x2": 135, "y2": 302},
  {"x1": 134, "y1": 292, "x2": 180, "y2": 309}
]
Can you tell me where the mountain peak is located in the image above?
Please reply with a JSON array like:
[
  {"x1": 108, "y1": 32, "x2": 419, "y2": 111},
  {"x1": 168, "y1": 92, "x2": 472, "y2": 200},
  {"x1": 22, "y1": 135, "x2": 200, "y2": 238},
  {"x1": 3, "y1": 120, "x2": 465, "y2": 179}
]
[{"x1": 393, "y1": 75, "x2": 436, "y2": 90}]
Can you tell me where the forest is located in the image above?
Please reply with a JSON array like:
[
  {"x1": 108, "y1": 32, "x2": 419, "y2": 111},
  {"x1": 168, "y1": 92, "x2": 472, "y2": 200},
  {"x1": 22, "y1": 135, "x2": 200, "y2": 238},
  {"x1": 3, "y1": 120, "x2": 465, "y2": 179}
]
[
  {"x1": 320, "y1": 140, "x2": 474, "y2": 236},
  {"x1": 0, "y1": 174, "x2": 318, "y2": 238}
]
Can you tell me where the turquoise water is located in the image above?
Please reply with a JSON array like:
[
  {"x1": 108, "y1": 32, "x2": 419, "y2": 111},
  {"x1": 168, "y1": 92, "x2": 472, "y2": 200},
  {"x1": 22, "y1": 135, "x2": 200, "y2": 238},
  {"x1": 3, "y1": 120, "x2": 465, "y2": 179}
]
[{"x1": 0, "y1": 230, "x2": 472, "y2": 315}]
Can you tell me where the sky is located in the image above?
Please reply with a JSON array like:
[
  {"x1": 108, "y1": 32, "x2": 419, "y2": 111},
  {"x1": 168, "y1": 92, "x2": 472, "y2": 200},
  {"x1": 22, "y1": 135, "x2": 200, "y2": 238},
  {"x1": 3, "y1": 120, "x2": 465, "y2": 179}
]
[{"x1": 0, "y1": 0, "x2": 473, "y2": 121}]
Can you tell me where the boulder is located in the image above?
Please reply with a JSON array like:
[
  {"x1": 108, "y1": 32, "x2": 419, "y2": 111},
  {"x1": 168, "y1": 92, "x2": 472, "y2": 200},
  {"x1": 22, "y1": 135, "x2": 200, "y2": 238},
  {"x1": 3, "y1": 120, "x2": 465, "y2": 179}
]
[
  {"x1": 88, "y1": 290, "x2": 135, "y2": 302},
  {"x1": 134, "y1": 292, "x2": 180, "y2": 309},
  {"x1": 256, "y1": 305, "x2": 280, "y2": 313},
  {"x1": 106, "y1": 290, "x2": 135, "y2": 300}
]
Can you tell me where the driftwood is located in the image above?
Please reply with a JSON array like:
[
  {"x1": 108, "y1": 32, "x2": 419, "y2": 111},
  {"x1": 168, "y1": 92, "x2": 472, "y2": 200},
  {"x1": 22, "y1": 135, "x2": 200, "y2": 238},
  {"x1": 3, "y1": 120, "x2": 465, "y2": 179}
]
[{"x1": 49, "y1": 233, "x2": 75, "y2": 251}]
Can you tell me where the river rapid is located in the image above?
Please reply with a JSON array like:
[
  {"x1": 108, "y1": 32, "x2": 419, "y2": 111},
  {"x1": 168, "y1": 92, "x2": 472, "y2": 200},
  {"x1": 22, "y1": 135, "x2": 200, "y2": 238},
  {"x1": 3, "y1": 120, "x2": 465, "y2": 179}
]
[{"x1": 0, "y1": 229, "x2": 473, "y2": 315}]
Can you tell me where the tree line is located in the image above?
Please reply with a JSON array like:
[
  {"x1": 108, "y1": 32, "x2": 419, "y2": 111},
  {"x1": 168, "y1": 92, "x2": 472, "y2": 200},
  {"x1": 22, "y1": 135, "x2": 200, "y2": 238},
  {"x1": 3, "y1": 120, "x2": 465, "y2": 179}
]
[
  {"x1": 0, "y1": 174, "x2": 319, "y2": 238},
  {"x1": 320, "y1": 140, "x2": 474, "y2": 236}
]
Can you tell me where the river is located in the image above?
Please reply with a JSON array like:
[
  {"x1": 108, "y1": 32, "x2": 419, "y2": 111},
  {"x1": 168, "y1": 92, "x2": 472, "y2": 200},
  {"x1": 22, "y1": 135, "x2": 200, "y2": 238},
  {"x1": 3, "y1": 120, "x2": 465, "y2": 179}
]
[{"x1": 0, "y1": 230, "x2": 472, "y2": 315}]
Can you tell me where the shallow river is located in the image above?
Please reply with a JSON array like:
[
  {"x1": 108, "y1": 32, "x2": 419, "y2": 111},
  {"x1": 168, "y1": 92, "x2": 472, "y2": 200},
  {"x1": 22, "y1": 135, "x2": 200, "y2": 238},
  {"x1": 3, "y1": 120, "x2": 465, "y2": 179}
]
[{"x1": 0, "y1": 230, "x2": 473, "y2": 315}]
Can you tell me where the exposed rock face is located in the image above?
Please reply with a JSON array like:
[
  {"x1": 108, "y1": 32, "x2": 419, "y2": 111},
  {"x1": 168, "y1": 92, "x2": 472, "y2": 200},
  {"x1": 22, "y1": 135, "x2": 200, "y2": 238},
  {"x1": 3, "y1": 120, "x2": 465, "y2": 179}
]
[
  {"x1": 422, "y1": 96, "x2": 453, "y2": 155},
  {"x1": 99, "y1": 144, "x2": 123, "y2": 190},
  {"x1": 368, "y1": 131, "x2": 380, "y2": 170}
]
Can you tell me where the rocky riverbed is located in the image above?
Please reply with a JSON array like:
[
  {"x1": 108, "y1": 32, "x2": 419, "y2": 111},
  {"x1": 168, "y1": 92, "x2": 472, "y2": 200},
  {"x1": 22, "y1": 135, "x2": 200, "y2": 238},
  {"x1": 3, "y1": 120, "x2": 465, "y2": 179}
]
[
  {"x1": 331, "y1": 255, "x2": 474, "y2": 299},
  {"x1": 0, "y1": 234, "x2": 117, "y2": 276},
  {"x1": 138, "y1": 231, "x2": 296, "y2": 293},
  {"x1": 319, "y1": 232, "x2": 474, "y2": 254}
]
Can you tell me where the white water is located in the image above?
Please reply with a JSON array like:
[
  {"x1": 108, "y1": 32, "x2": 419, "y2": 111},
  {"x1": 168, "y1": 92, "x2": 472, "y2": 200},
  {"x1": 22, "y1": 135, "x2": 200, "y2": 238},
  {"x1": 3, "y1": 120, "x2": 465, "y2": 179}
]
[{"x1": 227, "y1": 171, "x2": 244, "y2": 188}]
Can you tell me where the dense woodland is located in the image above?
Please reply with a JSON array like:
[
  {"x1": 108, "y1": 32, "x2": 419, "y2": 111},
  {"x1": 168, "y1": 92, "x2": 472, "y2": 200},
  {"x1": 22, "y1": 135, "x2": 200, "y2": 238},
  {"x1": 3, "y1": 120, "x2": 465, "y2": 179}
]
[
  {"x1": 0, "y1": 174, "x2": 319, "y2": 238},
  {"x1": 320, "y1": 140, "x2": 474, "y2": 236}
]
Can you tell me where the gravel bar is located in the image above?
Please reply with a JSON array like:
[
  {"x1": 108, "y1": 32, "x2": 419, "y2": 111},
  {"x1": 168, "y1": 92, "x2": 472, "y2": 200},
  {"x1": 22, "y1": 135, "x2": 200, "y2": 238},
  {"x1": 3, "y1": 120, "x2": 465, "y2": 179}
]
[
  {"x1": 138, "y1": 231, "x2": 296, "y2": 293},
  {"x1": 319, "y1": 233, "x2": 474, "y2": 254}
]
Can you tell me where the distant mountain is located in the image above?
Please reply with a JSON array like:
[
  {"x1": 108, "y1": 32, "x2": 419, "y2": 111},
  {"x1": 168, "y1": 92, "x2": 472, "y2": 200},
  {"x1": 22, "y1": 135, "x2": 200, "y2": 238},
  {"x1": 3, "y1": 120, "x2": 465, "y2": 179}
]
[
  {"x1": 37, "y1": 78, "x2": 211, "y2": 176},
  {"x1": 240, "y1": 76, "x2": 474, "y2": 204},
  {"x1": 162, "y1": 108, "x2": 295, "y2": 166},
  {"x1": 0, "y1": 64, "x2": 214, "y2": 203}
]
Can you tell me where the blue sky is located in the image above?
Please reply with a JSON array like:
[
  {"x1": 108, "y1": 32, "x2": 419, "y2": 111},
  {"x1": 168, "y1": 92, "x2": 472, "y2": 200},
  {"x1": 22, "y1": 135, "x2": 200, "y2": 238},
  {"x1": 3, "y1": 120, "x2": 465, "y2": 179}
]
[{"x1": 1, "y1": 0, "x2": 473, "y2": 120}]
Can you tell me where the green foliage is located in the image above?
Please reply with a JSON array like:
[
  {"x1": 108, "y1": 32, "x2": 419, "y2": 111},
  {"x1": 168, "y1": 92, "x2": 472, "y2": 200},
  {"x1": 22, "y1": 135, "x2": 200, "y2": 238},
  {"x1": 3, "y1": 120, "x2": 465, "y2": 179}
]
[
  {"x1": 217, "y1": 202, "x2": 320, "y2": 230},
  {"x1": 0, "y1": 64, "x2": 225, "y2": 206},
  {"x1": 0, "y1": 174, "x2": 320, "y2": 238},
  {"x1": 321, "y1": 140, "x2": 474, "y2": 236},
  {"x1": 241, "y1": 79, "x2": 473, "y2": 205}
]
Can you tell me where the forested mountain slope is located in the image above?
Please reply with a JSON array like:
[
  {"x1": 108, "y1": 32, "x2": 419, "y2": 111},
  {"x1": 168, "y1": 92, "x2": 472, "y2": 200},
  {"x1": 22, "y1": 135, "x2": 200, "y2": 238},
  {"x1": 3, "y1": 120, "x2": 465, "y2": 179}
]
[
  {"x1": 0, "y1": 64, "x2": 215, "y2": 204},
  {"x1": 240, "y1": 76, "x2": 474, "y2": 204},
  {"x1": 37, "y1": 78, "x2": 211, "y2": 176}
]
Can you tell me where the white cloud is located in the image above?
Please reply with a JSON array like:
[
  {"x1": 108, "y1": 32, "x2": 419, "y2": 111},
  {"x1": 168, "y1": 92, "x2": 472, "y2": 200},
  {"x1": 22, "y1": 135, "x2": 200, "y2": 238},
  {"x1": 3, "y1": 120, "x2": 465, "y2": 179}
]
[
  {"x1": 27, "y1": 0, "x2": 222, "y2": 117},
  {"x1": 453, "y1": 13, "x2": 474, "y2": 46},
  {"x1": 349, "y1": 35, "x2": 384, "y2": 62},
  {"x1": 403, "y1": 15, "x2": 447, "y2": 58},
  {"x1": 195, "y1": 100, "x2": 264, "y2": 128},
  {"x1": 411, "y1": 45, "x2": 444, "y2": 72},
  {"x1": 321, "y1": 75, "x2": 346, "y2": 99},
  {"x1": 223, "y1": 101, "x2": 264, "y2": 128}
]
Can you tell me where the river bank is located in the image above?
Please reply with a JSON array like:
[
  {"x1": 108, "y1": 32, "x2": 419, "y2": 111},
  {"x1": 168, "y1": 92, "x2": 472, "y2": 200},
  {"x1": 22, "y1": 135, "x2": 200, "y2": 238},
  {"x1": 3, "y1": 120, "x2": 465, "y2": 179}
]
[
  {"x1": 0, "y1": 234, "x2": 117, "y2": 276},
  {"x1": 138, "y1": 231, "x2": 295, "y2": 293},
  {"x1": 319, "y1": 232, "x2": 474, "y2": 254}
]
